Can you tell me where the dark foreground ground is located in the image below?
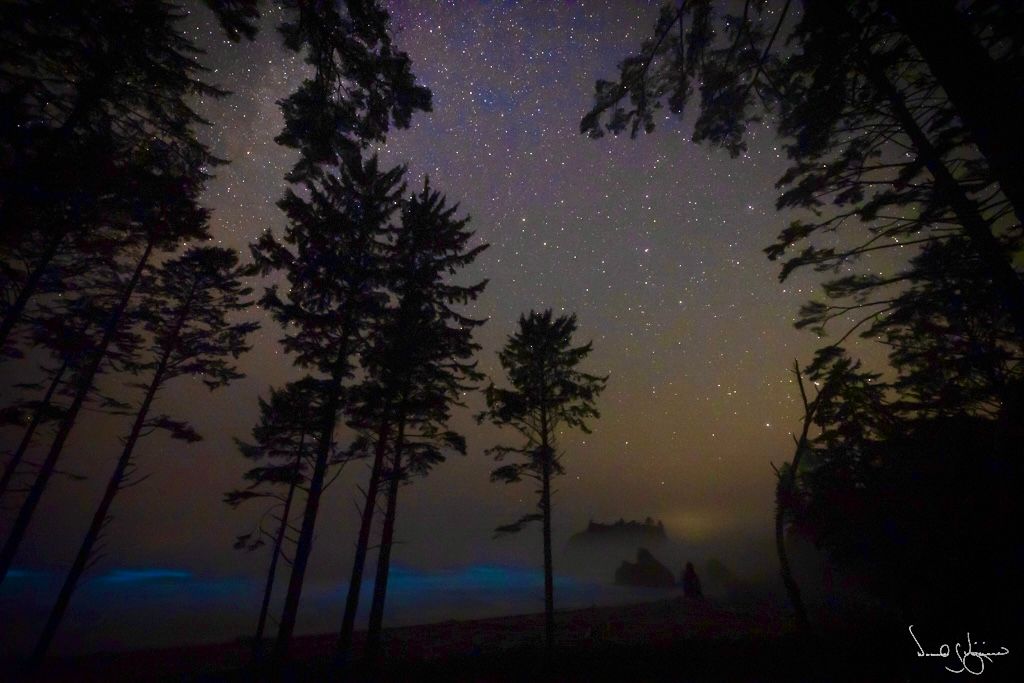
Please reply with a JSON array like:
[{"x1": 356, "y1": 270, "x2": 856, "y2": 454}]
[{"x1": 10, "y1": 598, "x2": 1019, "y2": 682}]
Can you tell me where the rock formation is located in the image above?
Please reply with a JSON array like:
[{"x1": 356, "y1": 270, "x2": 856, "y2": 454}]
[
  {"x1": 614, "y1": 548, "x2": 675, "y2": 588},
  {"x1": 568, "y1": 517, "x2": 667, "y2": 548},
  {"x1": 564, "y1": 517, "x2": 671, "y2": 580}
]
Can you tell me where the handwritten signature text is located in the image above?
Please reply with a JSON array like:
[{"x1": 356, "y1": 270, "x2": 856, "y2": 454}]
[{"x1": 909, "y1": 624, "x2": 1010, "y2": 675}]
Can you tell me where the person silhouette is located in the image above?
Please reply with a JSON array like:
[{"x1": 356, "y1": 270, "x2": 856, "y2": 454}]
[{"x1": 682, "y1": 561, "x2": 703, "y2": 599}]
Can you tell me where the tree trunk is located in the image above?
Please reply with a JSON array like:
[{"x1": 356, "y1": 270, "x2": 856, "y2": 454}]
[
  {"x1": 336, "y1": 420, "x2": 390, "y2": 663},
  {"x1": 776, "y1": 361, "x2": 814, "y2": 632},
  {"x1": 0, "y1": 237, "x2": 153, "y2": 585},
  {"x1": 253, "y1": 436, "x2": 305, "y2": 658},
  {"x1": 0, "y1": 358, "x2": 68, "y2": 499},
  {"x1": 538, "y1": 398, "x2": 555, "y2": 660},
  {"x1": 885, "y1": 0, "x2": 1024, "y2": 229},
  {"x1": 272, "y1": 320, "x2": 354, "y2": 661},
  {"x1": 856, "y1": 41, "x2": 1024, "y2": 339},
  {"x1": 29, "y1": 284, "x2": 187, "y2": 664},
  {"x1": 364, "y1": 418, "x2": 406, "y2": 662},
  {"x1": 0, "y1": 230, "x2": 65, "y2": 353},
  {"x1": 775, "y1": 465, "x2": 810, "y2": 632},
  {"x1": 540, "y1": 446, "x2": 555, "y2": 660}
]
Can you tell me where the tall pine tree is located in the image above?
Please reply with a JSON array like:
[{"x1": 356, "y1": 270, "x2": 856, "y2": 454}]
[
  {"x1": 257, "y1": 0, "x2": 430, "y2": 659},
  {"x1": 252, "y1": 153, "x2": 404, "y2": 657},
  {"x1": 478, "y1": 311, "x2": 606, "y2": 659},
  {"x1": 226, "y1": 377, "x2": 326, "y2": 657},
  {"x1": 340, "y1": 178, "x2": 487, "y2": 662}
]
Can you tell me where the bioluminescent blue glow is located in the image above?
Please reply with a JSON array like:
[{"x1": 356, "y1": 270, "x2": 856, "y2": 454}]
[
  {"x1": 390, "y1": 564, "x2": 546, "y2": 589},
  {"x1": 2, "y1": 562, "x2": 674, "y2": 657},
  {"x1": 6, "y1": 568, "x2": 37, "y2": 579},
  {"x1": 98, "y1": 568, "x2": 193, "y2": 584}
]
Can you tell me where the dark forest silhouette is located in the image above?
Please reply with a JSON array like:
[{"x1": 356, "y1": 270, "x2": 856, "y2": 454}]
[
  {"x1": 239, "y1": 0, "x2": 435, "y2": 666},
  {"x1": 0, "y1": 0, "x2": 259, "y2": 584},
  {"x1": 31, "y1": 246, "x2": 256, "y2": 664},
  {"x1": 583, "y1": 0, "x2": 1023, "y2": 650},
  {"x1": 1, "y1": 0, "x2": 1022, "y2": 680}
]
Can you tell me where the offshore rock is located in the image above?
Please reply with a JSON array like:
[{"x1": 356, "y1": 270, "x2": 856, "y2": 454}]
[{"x1": 614, "y1": 548, "x2": 675, "y2": 588}]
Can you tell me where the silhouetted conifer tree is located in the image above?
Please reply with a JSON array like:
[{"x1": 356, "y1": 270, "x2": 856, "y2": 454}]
[
  {"x1": 0, "y1": 0, "x2": 252, "y2": 581},
  {"x1": 30, "y1": 246, "x2": 256, "y2": 664},
  {"x1": 878, "y1": 239, "x2": 1021, "y2": 415},
  {"x1": 0, "y1": 0, "x2": 254, "y2": 353},
  {"x1": 478, "y1": 311, "x2": 606, "y2": 659},
  {"x1": 253, "y1": 153, "x2": 403, "y2": 659},
  {"x1": 226, "y1": 377, "x2": 327, "y2": 657},
  {"x1": 0, "y1": 263, "x2": 138, "y2": 501},
  {"x1": 0, "y1": 144, "x2": 214, "y2": 585},
  {"x1": 342, "y1": 178, "x2": 487, "y2": 662},
  {"x1": 0, "y1": 362, "x2": 70, "y2": 500},
  {"x1": 257, "y1": 0, "x2": 430, "y2": 660}
]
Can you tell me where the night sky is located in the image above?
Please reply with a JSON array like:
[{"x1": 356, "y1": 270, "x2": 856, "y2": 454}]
[{"x1": 3, "y1": 0, "x2": 880, "y2": 651}]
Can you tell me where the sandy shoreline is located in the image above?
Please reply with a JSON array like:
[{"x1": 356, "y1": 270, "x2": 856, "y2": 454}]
[{"x1": 20, "y1": 597, "x2": 788, "y2": 680}]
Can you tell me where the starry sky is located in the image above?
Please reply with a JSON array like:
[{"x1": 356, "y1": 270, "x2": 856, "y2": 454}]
[{"x1": 5, "y1": 0, "x2": 886, "y2": 649}]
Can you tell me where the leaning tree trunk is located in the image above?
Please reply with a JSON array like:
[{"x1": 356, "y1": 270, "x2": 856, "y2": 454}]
[
  {"x1": 253, "y1": 435, "x2": 305, "y2": 658},
  {"x1": 0, "y1": 358, "x2": 69, "y2": 499},
  {"x1": 856, "y1": 43, "x2": 1024, "y2": 339},
  {"x1": 364, "y1": 418, "x2": 407, "y2": 663},
  {"x1": 29, "y1": 294, "x2": 186, "y2": 665},
  {"x1": 0, "y1": 237, "x2": 153, "y2": 585},
  {"x1": 806, "y1": 0, "x2": 1024, "y2": 339},
  {"x1": 775, "y1": 463, "x2": 810, "y2": 633},
  {"x1": 273, "y1": 317, "x2": 354, "y2": 662},
  {"x1": 336, "y1": 420, "x2": 390, "y2": 663},
  {"x1": 885, "y1": 0, "x2": 1024, "y2": 229},
  {"x1": 775, "y1": 361, "x2": 816, "y2": 632}
]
